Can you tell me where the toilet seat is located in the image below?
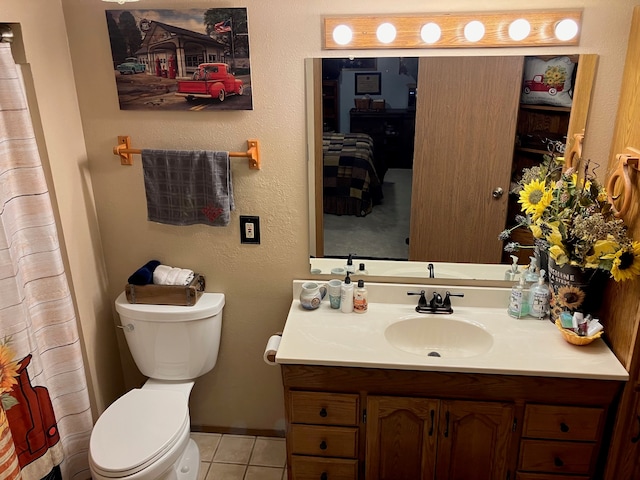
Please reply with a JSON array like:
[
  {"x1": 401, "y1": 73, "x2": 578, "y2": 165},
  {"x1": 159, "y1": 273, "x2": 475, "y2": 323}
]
[{"x1": 89, "y1": 388, "x2": 189, "y2": 477}]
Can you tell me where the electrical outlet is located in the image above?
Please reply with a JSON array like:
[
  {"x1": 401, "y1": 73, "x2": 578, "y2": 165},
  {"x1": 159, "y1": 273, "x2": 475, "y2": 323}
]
[{"x1": 240, "y1": 215, "x2": 260, "y2": 244}]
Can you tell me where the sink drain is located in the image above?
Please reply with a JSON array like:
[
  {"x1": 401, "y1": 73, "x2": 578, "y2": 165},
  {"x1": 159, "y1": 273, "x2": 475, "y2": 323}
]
[{"x1": 427, "y1": 351, "x2": 441, "y2": 357}]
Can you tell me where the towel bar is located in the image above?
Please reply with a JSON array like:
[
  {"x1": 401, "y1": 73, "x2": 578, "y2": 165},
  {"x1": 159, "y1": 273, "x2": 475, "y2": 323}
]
[{"x1": 113, "y1": 135, "x2": 261, "y2": 169}]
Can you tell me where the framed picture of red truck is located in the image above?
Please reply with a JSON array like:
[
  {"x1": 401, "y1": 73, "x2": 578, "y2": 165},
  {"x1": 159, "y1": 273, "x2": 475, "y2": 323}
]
[{"x1": 105, "y1": 7, "x2": 253, "y2": 111}]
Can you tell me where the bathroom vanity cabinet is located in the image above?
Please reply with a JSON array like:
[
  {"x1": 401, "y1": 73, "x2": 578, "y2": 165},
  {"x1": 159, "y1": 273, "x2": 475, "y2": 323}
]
[{"x1": 282, "y1": 365, "x2": 620, "y2": 480}]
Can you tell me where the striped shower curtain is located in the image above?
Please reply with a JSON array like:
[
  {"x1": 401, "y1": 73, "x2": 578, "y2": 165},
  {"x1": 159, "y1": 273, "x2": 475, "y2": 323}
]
[{"x1": 0, "y1": 43, "x2": 93, "y2": 479}]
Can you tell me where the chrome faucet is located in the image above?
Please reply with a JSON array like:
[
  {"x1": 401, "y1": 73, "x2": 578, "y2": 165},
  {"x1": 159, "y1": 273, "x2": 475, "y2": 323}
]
[{"x1": 407, "y1": 290, "x2": 464, "y2": 314}]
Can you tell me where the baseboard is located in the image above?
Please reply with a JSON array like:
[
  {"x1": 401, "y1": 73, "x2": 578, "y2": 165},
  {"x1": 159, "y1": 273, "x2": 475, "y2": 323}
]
[{"x1": 190, "y1": 424, "x2": 285, "y2": 438}]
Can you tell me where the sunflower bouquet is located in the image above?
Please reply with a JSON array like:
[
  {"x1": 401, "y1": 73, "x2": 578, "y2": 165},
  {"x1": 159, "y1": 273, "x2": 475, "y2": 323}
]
[{"x1": 500, "y1": 154, "x2": 640, "y2": 282}]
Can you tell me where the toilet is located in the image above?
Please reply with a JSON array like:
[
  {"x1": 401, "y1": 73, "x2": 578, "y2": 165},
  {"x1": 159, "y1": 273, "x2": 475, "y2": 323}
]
[{"x1": 89, "y1": 291, "x2": 225, "y2": 480}]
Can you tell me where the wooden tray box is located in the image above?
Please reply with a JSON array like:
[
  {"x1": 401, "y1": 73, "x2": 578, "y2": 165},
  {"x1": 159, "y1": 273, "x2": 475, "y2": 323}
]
[{"x1": 125, "y1": 274, "x2": 205, "y2": 306}]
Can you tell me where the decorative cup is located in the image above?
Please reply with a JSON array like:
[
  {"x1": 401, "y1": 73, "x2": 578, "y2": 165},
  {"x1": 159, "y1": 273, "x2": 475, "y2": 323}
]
[
  {"x1": 300, "y1": 282, "x2": 327, "y2": 310},
  {"x1": 328, "y1": 279, "x2": 342, "y2": 309}
]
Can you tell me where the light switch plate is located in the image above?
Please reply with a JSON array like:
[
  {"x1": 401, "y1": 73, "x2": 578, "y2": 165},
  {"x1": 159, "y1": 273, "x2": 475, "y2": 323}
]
[{"x1": 240, "y1": 215, "x2": 260, "y2": 244}]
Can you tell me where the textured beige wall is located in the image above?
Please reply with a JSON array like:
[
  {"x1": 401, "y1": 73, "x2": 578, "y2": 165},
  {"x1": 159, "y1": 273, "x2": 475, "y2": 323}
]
[{"x1": 7, "y1": 0, "x2": 638, "y2": 431}]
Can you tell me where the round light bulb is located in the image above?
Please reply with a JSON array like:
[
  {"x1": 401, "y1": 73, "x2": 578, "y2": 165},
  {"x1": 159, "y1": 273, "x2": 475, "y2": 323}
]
[
  {"x1": 464, "y1": 20, "x2": 485, "y2": 42},
  {"x1": 332, "y1": 25, "x2": 353, "y2": 46},
  {"x1": 420, "y1": 23, "x2": 442, "y2": 44},
  {"x1": 508, "y1": 19, "x2": 531, "y2": 41},
  {"x1": 555, "y1": 19, "x2": 579, "y2": 41},
  {"x1": 376, "y1": 22, "x2": 397, "y2": 44}
]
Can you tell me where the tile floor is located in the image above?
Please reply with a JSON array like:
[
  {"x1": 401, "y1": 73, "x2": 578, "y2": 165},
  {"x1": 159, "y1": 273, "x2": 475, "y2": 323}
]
[{"x1": 191, "y1": 433, "x2": 288, "y2": 480}]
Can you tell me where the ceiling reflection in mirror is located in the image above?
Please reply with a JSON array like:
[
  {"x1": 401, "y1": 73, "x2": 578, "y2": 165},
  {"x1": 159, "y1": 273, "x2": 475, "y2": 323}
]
[{"x1": 307, "y1": 54, "x2": 596, "y2": 282}]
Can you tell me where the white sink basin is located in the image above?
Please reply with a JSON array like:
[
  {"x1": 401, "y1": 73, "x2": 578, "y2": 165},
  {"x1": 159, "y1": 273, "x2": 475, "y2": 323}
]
[{"x1": 384, "y1": 317, "x2": 494, "y2": 358}]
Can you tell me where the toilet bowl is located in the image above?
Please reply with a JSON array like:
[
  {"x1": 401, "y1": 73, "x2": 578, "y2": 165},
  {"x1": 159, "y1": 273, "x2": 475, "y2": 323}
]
[{"x1": 89, "y1": 293, "x2": 224, "y2": 480}]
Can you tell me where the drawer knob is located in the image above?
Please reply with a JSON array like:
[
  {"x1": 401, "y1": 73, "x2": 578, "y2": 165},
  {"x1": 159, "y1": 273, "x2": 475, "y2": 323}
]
[
  {"x1": 320, "y1": 473, "x2": 328, "y2": 480},
  {"x1": 554, "y1": 457, "x2": 564, "y2": 467},
  {"x1": 319, "y1": 408, "x2": 328, "y2": 418},
  {"x1": 319, "y1": 440, "x2": 328, "y2": 450},
  {"x1": 560, "y1": 422, "x2": 569, "y2": 432}
]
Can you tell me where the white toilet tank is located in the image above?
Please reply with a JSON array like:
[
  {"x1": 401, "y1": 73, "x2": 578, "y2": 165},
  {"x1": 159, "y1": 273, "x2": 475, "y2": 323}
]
[{"x1": 115, "y1": 292, "x2": 225, "y2": 380}]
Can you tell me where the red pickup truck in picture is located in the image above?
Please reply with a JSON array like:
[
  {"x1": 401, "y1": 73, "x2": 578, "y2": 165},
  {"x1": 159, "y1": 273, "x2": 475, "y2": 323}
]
[
  {"x1": 523, "y1": 74, "x2": 564, "y2": 96},
  {"x1": 175, "y1": 63, "x2": 244, "y2": 102}
]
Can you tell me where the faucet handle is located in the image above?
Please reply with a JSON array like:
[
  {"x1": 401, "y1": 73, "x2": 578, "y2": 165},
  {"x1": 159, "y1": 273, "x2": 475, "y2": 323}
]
[
  {"x1": 407, "y1": 290, "x2": 427, "y2": 308},
  {"x1": 443, "y1": 291, "x2": 464, "y2": 308}
]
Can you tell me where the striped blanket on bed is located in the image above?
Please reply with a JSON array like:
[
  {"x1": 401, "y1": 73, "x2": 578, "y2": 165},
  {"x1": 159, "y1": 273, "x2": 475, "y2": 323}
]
[{"x1": 323, "y1": 133, "x2": 383, "y2": 216}]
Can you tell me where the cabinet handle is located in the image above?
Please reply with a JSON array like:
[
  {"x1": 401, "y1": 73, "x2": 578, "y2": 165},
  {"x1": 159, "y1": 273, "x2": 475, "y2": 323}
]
[
  {"x1": 559, "y1": 422, "x2": 569, "y2": 433},
  {"x1": 554, "y1": 457, "x2": 564, "y2": 467},
  {"x1": 319, "y1": 407, "x2": 328, "y2": 418},
  {"x1": 492, "y1": 187, "x2": 504, "y2": 199},
  {"x1": 320, "y1": 473, "x2": 328, "y2": 480},
  {"x1": 319, "y1": 440, "x2": 328, "y2": 450},
  {"x1": 632, "y1": 415, "x2": 640, "y2": 443},
  {"x1": 429, "y1": 409, "x2": 435, "y2": 436},
  {"x1": 444, "y1": 411, "x2": 450, "y2": 438}
]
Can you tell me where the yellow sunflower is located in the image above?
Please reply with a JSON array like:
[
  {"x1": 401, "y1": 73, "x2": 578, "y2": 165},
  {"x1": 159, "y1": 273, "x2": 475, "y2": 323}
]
[
  {"x1": 554, "y1": 285, "x2": 586, "y2": 309},
  {"x1": 585, "y1": 238, "x2": 619, "y2": 269},
  {"x1": 0, "y1": 343, "x2": 19, "y2": 395},
  {"x1": 549, "y1": 244, "x2": 569, "y2": 265},
  {"x1": 519, "y1": 180, "x2": 552, "y2": 216},
  {"x1": 610, "y1": 241, "x2": 640, "y2": 282}
]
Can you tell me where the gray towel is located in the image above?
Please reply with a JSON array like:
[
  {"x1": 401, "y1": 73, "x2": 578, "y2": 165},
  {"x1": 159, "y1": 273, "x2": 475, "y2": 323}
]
[{"x1": 141, "y1": 149, "x2": 234, "y2": 226}]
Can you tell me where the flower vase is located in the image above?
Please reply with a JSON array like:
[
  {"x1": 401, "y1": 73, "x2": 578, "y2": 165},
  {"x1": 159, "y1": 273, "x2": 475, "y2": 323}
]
[
  {"x1": 0, "y1": 408, "x2": 21, "y2": 480},
  {"x1": 547, "y1": 258, "x2": 609, "y2": 324}
]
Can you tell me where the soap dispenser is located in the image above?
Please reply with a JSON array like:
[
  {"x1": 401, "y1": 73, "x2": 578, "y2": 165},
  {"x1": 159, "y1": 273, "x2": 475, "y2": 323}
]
[
  {"x1": 356, "y1": 263, "x2": 368, "y2": 276},
  {"x1": 504, "y1": 255, "x2": 520, "y2": 281},
  {"x1": 345, "y1": 254, "x2": 356, "y2": 274},
  {"x1": 508, "y1": 276, "x2": 529, "y2": 319},
  {"x1": 528, "y1": 269, "x2": 550, "y2": 319},
  {"x1": 524, "y1": 256, "x2": 539, "y2": 285},
  {"x1": 353, "y1": 279, "x2": 368, "y2": 313},
  {"x1": 340, "y1": 273, "x2": 354, "y2": 313}
]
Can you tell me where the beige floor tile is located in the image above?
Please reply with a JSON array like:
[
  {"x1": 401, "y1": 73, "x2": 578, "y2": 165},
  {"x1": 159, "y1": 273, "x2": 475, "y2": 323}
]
[
  {"x1": 191, "y1": 433, "x2": 222, "y2": 462},
  {"x1": 205, "y1": 463, "x2": 246, "y2": 480},
  {"x1": 244, "y1": 466, "x2": 284, "y2": 480},
  {"x1": 212, "y1": 434, "x2": 256, "y2": 464},
  {"x1": 197, "y1": 462, "x2": 210, "y2": 480},
  {"x1": 249, "y1": 437, "x2": 286, "y2": 467}
]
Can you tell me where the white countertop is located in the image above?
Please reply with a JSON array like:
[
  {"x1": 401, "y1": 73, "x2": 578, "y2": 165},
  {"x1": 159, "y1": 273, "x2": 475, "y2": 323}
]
[{"x1": 275, "y1": 281, "x2": 629, "y2": 381}]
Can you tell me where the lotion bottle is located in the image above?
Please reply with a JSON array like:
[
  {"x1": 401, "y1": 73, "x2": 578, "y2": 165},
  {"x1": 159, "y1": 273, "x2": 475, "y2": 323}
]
[
  {"x1": 353, "y1": 279, "x2": 368, "y2": 313},
  {"x1": 340, "y1": 273, "x2": 354, "y2": 313},
  {"x1": 528, "y1": 269, "x2": 550, "y2": 319},
  {"x1": 508, "y1": 276, "x2": 529, "y2": 318}
]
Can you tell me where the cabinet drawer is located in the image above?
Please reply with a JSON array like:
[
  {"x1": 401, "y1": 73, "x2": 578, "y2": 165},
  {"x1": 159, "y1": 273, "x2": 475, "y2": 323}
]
[
  {"x1": 290, "y1": 392, "x2": 359, "y2": 426},
  {"x1": 516, "y1": 473, "x2": 589, "y2": 480},
  {"x1": 518, "y1": 439, "x2": 596, "y2": 475},
  {"x1": 290, "y1": 425, "x2": 358, "y2": 458},
  {"x1": 523, "y1": 404, "x2": 604, "y2": 441},
  {"x1": 290, "y1": 455, "x2": 358, "y2": 480}
]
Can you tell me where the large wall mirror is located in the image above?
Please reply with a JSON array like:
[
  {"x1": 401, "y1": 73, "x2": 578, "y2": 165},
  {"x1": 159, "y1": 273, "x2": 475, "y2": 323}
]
[{"x1": 307, "y1": 54, "x2": 598, "y2": 281}]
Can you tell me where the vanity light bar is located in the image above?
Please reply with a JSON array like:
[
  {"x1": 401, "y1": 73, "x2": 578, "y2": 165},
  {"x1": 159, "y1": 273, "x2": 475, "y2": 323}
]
[{"x1": 323, "y1": 10, "x2": 582, "y2": 49}]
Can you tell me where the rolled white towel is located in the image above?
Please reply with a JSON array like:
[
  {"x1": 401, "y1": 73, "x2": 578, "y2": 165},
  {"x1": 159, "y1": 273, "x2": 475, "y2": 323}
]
[
  {"x1": 153, "y1": 264, "x2": 171, "y2": 285},
  {"x1": 153, "y1": 265, "x2": 195, "y2": 285},
  {"x1": 178, "y1": 270, "x2": 195, "y2": 285}
]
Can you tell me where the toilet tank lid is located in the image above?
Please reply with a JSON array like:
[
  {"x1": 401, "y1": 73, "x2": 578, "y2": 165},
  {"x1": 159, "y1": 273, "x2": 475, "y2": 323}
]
[{"x1": 115, "y1": 292, "x2": 224, "y2": 321}]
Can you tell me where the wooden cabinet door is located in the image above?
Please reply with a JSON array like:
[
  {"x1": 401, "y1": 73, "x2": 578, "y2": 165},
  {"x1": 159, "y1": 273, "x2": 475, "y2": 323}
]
[
  {"x1": 365, "y1": 395, "x2": 439, "y2": 480},
  {"x1": 410, "y1": 56, "x2": 524, "y2": 263},
  {"x1": 435, "y1": 400, "x2": 515, "y2": 480}
]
